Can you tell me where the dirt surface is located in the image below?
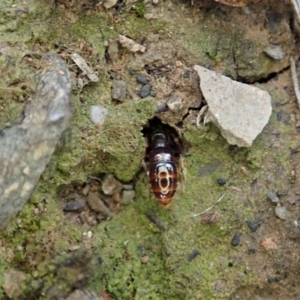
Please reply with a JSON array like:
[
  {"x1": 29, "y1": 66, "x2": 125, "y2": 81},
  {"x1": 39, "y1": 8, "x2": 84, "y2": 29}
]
[{"x1": 1, "y1": 0, "x2": 300, "y2": 299}]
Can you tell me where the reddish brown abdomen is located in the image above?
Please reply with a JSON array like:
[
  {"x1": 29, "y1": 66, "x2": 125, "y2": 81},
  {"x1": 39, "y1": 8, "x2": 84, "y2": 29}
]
[{"x1": 148, "y1": 159, "x2": 177, "y2": 206}]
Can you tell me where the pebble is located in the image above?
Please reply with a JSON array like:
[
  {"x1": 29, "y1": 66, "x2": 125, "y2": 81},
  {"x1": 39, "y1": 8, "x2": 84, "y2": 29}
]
[
  {"x1": 267, "y1": 191, "x2": 279, "y2": 204},
  {"x1": 152, "y1": 0, "x2": 159, "y2": 4},
  {"x1": 3, "y1": 269, "x2": 27, "y2": 299},
  {"x1": 139, "y1": 84, "x2": 152, "y2": 98},
  {"x1": 246, "y1": 220, "x2": 260, "y2": 232},
  {"x1": 275, "y1": 204, "x2": 288, "y2": 220},
  {"x1": 120, "y1": 190, "x2": 136, "y2": 205},
  {"x1": 167, "y1": 94, "x2": 183, "y2": 112},
  {"x1": 264, "y1": 44, "x2": 285, "y2": 60},
  {"x1": 141, "y1": 256, "x2": 150, "y2": 264},
  {"x1": 217, "y1": 178, "x2": 227, "y2": 186},
  {"x1": 102, "y1": 174, "x2": 123, "y2": 195},
  {"x1": 231, "y1": 232, "x2": 241, "y2": 247},
  {"x1": 123, "y1": 184, "x2": 134, "y2": 190},
  {"x1": 136, "y1": 75, "x2": 149, "y2": 85},
  {"x1": 187, "y1": 249, "x2": 200, "y2": 262},
  {"x1": 107, "y1": 40, "x2": 119, "y2": 61},
  {"x1": 103, "y1": 0, "x2": 118, "y2": 9},
  {"x1": 144, "y1": 13, "x2": 154, "y2": 20},
  {"x1": 147, "y1": 33, "x2": 159, "y2": 42},
  {"x1": 63, "y1": 198, "x2": 86, "y2": 212},
  {"x1": 90, "y1": 105, "x2": 108, "y2": 126},
  {"x1": 87, "y1": 192, "x2": 113, "y2": 218},
  {"x1": 112, "y1": 80, "x2": 127, "y2": 101},
  {"x1": 260, "y1": 237, "x2": 278, "y2": 251}
]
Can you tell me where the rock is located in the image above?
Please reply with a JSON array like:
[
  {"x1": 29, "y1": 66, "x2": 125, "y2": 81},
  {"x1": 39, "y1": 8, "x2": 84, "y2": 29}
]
[
  {"x1": 87, "y1": 192, "x2": 114, "y2": 217},
  {"x1": 275, "y1": 204, "x2": 288, "y2": 220},
  {"x1": 267, "y1": 191, "x2": 280, "y2": 204},
  {"x1": 167, "y1": 94, "x2": 183, "y2": 112},
  {"x1": 144, "y1": 13, "x2": 154, "y2": 20},
  {"x1": 152, "y1": 0, "x2": 159, "y2": 4},
  {"x1": 231, "y1": 232, "x2": 241, "y2": 247},
  {"x1": 120, "y1": 190, "x2": 136, "y2": 205},
  {"x1": 194, "y1": 65, "x2": 272, "y2": 147},
  {"x1": 260, "y1": 237, "x2": 278, "y2": 251},
  {"x1": 102, "y1": 174, "x2": 123, "y2": 195},
  {"x1": 0, "y1": 54, "x2": 72, "y2": 229},
  {"x1": 112, "y1": 80, "x2": 126, "y2": 101},
  {"x1": 136, "y1": 75, "x2": 149, "y2": 85},
  {"x1": 103, "y1": 0, "x2": 118, "y2": 9},
  {"x1": 65, "y1": 289, "x2": 102, "y2": 300},
  {"x1": 264, "y1": 44, "x2": 285, "y2": 60},
  {"x1": 118, "y1": 35, "x2": 146, "y2": 53},
  {"x1": 90, "y1": 105, "x2": 108, "y2": 126},
  {"x1": 139, "y1": 84, "x2": 152, "y2": 98},
  {"x1": 107, "y1": 40, "x2": 119, "y2": 62},
  {"x1": 216, "y1": 178, "x2": 226, "y2": 186},
  {"x1": 246, "y1": 219, "x2": 260, "y2": 232},
  {"x1": 2, "y1": 269, "x2": 27, "y2": 299}
]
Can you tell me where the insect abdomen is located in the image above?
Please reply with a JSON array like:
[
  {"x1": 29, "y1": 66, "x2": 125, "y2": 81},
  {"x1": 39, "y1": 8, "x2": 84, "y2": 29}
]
[{"x1": 148, "y1": 160, "x2": 177, "y2": 206}]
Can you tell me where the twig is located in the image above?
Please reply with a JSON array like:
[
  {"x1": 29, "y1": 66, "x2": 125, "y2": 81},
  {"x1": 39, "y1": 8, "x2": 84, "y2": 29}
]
[
  {"x1": 290, "y1": 57, "x2": 300, "y2": 109},
  {"x1": 190, "y1": 192, "x2": 226, "y2": 217}
]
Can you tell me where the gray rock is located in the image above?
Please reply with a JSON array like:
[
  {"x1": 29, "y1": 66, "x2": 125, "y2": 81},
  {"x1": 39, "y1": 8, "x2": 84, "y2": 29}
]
[
  {"x1": 0, "y1": 53, "x2": 72, "y2": 229},
  {"x1": 264, "y1": 44, "x2": 285, "y2": 60},
  {"x1": 267, "y1": 191, "x2": 279, "y2": 204},
  {"x1": 120, "y1": 190, "x2": 136, "y2": 205},
  {"x1": 139, "y1": 84, "x2": 152, "y2": 98},
  {"x1": 112, "y1": 80, "x2": 127, "y2": 101},
  {"x1": 136, "y1": 75, "x2": 149, "y2": 85},
  {"x1": 194, "y1": 65, "x2": 272, "y2": 147},
  {"x1": 90, "y1": 105, "x2": 108, "y2": 125},
  {"x1": 275, "y1": 204, "x2": 288, "y2": 220}
]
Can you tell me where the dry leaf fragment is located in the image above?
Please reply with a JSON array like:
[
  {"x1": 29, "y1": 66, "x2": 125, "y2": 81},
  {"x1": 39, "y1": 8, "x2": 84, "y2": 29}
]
[{"x1": 70, "y1": 53, "x2": 99, "y2": 82}]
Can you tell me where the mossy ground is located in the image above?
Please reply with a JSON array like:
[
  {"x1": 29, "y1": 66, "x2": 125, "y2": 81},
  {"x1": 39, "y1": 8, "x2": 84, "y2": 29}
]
[{"x1": 0, "y1": 0, "x2": 299, "y2": 299}]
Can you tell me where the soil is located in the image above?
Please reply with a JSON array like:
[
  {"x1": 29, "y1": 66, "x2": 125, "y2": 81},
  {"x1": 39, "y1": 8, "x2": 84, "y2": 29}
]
[{"x1": 1, "y1": 0, "x2": 300, "y2": 299}]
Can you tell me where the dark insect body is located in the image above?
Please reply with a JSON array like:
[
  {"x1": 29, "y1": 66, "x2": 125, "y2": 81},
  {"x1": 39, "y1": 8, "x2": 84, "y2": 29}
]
[{"x1": 143, "y1": 118, "x2": 183, "y2": 205}]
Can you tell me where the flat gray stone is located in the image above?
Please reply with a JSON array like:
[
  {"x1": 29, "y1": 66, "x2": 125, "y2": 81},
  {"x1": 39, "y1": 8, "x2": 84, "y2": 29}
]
[{"x1": 194, "y1": 65, "x2": 272, "y2": 147}]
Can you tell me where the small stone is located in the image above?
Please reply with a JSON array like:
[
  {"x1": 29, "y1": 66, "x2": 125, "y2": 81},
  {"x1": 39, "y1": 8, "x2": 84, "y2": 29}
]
[
  {"x1": 175, "y1": 60, "x2": 183, "y2": 67},
  {"x1": 141, "y1": 256, "x2": 149, "y2": 263},
  {"x1": 120, "y1": 190, "x2": 136, "y2": 205},
  {"x1": 123, "y1": 184, "x2": 134, "y2": 190},
  {"x1": 103, "y1": 0, "x2": 118, "y2": 9},
  {"x1": 144, "y1": 13, "x2": 154, "y2": 20},
  {"x1": 275, "y1": 204, "x2": 288, "y2": 220},
  {"x1": 65, "y1": 289, "x2": 101, "y2": 300},
  {"x1": 87, "y1": 192, "x2": 114, "y2": 217},
  {"x1": 167, "y1": 94, "x2": 183, "y2": 112},
  {"x1": 136, "y1": 75, "x2": 149, "y2": 85},
  {"x1": 267, "y1": 191, "x2": 279, "y2": 204},
  {"x1": 152, "y1": 0, "x2": 159, "y2": 4},
  {"x1": 68, "y1": 245, "x2": 80, "y2": 251},
  {"x1": 139, "y1": 84, "x2": 152, "y2": 98},
  {"x1": 187, "y1": 249, "x2": 200, "y2": 262},
  {"x1": 231, "y1": 232, "x2": 241, "y2": 247},
  {"x1": 112, "y1": 80, "x2": 127, "y2": 101},
  {"x1": 246, "y1": 220, "x2": 260, "y2": 232},
  {"x1": 147, "y1": 33, "x2": 159, "y2": 42},
  {"x1": 264, "y1": 44, "x2": 285, "y2": 60},
  {"x1": 102, "y1": 174, "x2": 123, "y2": 195},
  {"x1": 107, "y1": 40, "x2": 119, "y2": 62},
  {"x1": 3, "y1": 269, "x2": 27, "y2": 299},
  {"x1": 260, "y1": 237, "x2": 278, "y2": 251},
  {"x1": 217, "y1": 178, "x2": 226, "y2": 186},
  {"x1": 90, "y1": 105, "x2": 108, "y2": 126}
]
